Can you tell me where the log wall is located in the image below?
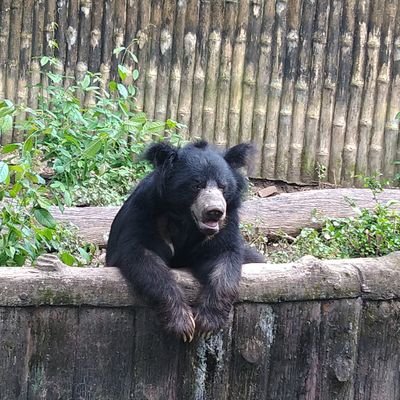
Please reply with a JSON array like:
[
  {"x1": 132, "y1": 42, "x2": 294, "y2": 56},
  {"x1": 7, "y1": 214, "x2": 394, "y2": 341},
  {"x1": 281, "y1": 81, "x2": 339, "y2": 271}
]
[
  {"x1": 1, "y1": 252, "x2": 400, "y2": 399},
  {"x1": 1, "y1": 0, "x2": 400, "y2": 185}
]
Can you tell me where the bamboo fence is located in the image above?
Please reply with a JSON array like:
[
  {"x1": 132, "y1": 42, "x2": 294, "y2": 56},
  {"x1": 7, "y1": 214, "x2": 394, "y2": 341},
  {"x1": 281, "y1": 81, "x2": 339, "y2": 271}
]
[{"x1": 0, "y1": 0, "x2": 399, "y2": 186}]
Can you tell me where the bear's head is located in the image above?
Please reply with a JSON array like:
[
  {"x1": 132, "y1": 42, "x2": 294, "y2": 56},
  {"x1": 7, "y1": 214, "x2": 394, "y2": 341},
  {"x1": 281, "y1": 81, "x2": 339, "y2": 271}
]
[{"x1": 145, "y1": 141, "x2": 254, "y2": 236}]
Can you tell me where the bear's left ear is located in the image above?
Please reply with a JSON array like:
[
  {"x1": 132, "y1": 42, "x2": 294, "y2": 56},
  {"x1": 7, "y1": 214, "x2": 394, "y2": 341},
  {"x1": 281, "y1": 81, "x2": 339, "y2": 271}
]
[
  {"x1": 144, "y1": 142, "x2": 178, "y2": 168},
  {"x1": 224, "y1": 143, "x2": 254, "y2": 169}
]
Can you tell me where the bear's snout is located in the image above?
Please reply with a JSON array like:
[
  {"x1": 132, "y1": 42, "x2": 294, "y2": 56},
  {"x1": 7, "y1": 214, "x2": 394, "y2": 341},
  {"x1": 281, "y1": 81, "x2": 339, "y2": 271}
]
[{"x1": 191, "y1": 187, "x2": 227, "y2": 236}]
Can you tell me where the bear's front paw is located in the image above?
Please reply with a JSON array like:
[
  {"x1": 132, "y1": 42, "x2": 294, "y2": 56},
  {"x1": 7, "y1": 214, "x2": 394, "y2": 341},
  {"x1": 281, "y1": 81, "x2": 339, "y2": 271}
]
[
  {"x1": 161, "y1": 304, "x2": 196, "y2": 343},
  {"x1": 193, "y1": 305, "x2": 230, "y2": 338}
]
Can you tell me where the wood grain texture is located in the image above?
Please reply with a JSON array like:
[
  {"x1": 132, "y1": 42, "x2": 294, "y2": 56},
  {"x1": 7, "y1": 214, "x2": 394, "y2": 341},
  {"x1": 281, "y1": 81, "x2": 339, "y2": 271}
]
[
  {"x1": 49, "y1": 188, "x2": 400, "y2": 245},
  {"x1": 3, "y1": 252, "x2": 400, "y2": 308}
]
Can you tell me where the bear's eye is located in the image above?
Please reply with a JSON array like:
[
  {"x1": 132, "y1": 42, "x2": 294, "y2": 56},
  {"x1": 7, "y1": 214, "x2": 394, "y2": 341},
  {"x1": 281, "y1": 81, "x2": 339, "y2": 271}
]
[
  {"x1": 218, "y1": 183, "x2": 226, "y2": 190},
  {"x1": 192, "y1": 182, "x2": 203, "y2": 190}
]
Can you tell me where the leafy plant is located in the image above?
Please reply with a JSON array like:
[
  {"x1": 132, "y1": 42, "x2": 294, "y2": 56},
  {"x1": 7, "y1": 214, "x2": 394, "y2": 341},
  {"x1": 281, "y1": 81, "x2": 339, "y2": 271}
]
[
  {"x1": 19, "y1": 52, "x2": 184, "y2": 206},
  {"x1": 0, "y1": 112, "x2": 94, "y2": 266}
]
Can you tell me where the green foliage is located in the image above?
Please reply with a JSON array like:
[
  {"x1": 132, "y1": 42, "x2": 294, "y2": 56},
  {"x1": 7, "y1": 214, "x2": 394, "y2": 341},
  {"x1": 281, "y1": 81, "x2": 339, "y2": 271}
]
[
  {"x1": 20, "y1": 52, "x2": 184, "y2": 206},
  {"x1": 243, "y1": 176, "x2": 400, "y2": 263},
  {"x1": 0, "y1": 130, "x2": 94, "y2": 266},
  {"x1": 0, "y1": 43, "x2": 183, "y2": 266}
]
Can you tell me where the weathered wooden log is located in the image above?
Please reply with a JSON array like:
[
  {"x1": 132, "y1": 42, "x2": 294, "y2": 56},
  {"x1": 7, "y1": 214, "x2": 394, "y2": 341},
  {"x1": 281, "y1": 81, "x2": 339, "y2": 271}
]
[
  {"x1": 50, "y1": 188, "x2": 400, "y2": 246},
  {"x1": 2, "y1": 252, "x2": 400, "y2": 400},
  {"x1": 2, "y1": 251, "x2": 400, "y2": 307}
]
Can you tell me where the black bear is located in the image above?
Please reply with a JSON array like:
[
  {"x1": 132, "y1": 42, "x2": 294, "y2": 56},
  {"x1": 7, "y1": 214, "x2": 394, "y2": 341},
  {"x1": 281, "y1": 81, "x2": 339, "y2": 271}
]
[{"x1": 106, "y1": 141, "x2": 264, "y2": 342}]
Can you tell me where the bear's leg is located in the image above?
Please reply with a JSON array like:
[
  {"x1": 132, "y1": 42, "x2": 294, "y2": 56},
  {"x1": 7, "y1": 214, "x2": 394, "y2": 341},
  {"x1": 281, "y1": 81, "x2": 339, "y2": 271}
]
[
  {"x1": 192, "y1": 253, "x2": 242, "y2": 336},
  {"x1": 119, "y1": 247, "x2": 196, "y2": 342}
]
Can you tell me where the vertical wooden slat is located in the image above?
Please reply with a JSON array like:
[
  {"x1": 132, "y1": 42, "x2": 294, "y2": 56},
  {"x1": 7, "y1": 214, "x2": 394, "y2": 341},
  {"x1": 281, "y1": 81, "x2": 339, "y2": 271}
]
[
  {"x1": 177, "y1": 316, "x2": 233, "y2": 400},
  {"x1": 262, "y1": 0, "x2": 288, "y2": 178},
  {"x1": 383, "y1": 3, "x2": 400, "y2": 181},
  {"x1": 239, "y1": 0, "x2": 263, "y2": 146},
  {"x1": 144, "y1": 0, "x2": 162, "y2": 120},
  {"x1": 13, "y1": 0, "x2": 34, "y2": 143},
  {"x1": 229, "y1": 304, "x2": 275, "y2": 400},
  {"x1": 342, "y1": 0, "x2": 370, "y2": 186},
  {"x1": 99, "y1": 0, "x2": 115, "y2": 92},
  {"x1": 287, "y1": 0, "x2": 317, "y2": 183},
  {"x1": 0, "y1": 0, "x2": 12, "y2": 109},
  {"x1": 355, "y1": 302, "x2": 400, "y2": 400},
  {"x1": 176, "y1": 0, "x2": 199, "y2": 138},
  {"x1": 27, "y1": 308, "x2": 78, "y2": 400},
  {"x1": 202, "y1": 0, "x2": 224, "y2": 143},
  {"x1": 131, "y1": 308, "x2": 181, "y2": 399},
  {"x1": 214, "y1": 0, "x2": 238, "y2": 147},
  {"x1": 166, "y1": 0, "x2": 186, "y2": 122},
  {"x1": 315, "y1": 0, "x2": 343, "y2": 182},
  {"x1": 189, "y1": 0, "x2": 211, "y2": 139},
  {"x1": 228, "y1": 0, "x2": 249, "y2": 147},
  {"x1": 275, "y1": 0, "x2": 302, "y2": 181},
  {"x1": 368, "y1": 0, "x2": 397, "y2": 175},
  {"x1": 88, "y1": 0, "x2": 104, "y2": 85},
  {"x1": 76, "y1": 0, "x2": 92, "y2": 102},
  {"x1": 111, "y1": 0, "x2": 127, "y2": 74},
  {"x1": 319, "y1": 299, "x2": 362, "y2": 399},
  {"x1": 153, "y1": 0, "x2": 176, "y2": 123},
  {"x1": 65, "y1": 0, "x2": 80, "y2": 86},
  {"x1": 4, "y1": 0, "x2": 23, "y2": 145},
  {"x1": 0, "y1": 308, "x2": 31, "y2": 399},
  {"x1": 266, "y1": 302, "x2": 321, "y2": 399},
  {"x1": 354, "y1": 0, "x2": 385, "y2": 185},
  {"x1": 29, "y1": 0, "x2": 45, "y2": 110},
  {"x1": 251, "y1": 0, "x2": 275, "y2": 176},
  {"x1": 73, "y1": 307, "x2": 134, "y2": 400},
  {"x1": 124, "y1": 0, "x2": 139, "y2": 79},
  {"x1": 301, "y1": 0, "x2": 330, "y2": 182},
  {"x1": 55, "y1": 0, "x2": 69, "y2": 64},
  {"x1": 328, "y1": 0, "x2": 356, "y2": 184},
  {"x1": 135, "y1": 1, "x2": 151, "y2": 112}
]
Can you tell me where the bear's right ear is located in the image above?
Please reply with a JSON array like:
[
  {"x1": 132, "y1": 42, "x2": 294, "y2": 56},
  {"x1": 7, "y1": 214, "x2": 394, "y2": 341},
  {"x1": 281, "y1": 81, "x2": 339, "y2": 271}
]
[{"x1": 144, "y1": 142, "x2": 178, "y2": 167}]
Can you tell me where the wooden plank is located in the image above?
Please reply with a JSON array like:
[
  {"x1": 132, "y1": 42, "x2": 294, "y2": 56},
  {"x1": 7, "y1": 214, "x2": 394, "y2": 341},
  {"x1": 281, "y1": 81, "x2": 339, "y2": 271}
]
[
  {"x1": 73, "y1": 307, "x2": 135, "y2": 400},
  {"x1": 229, "y1": 304, "x2": 275, "y2": 400},
  {"x1": 27, "y1": 307, "x2": 78, "y2": 399},
  {"x1": 177, "y1": 314, "x2": 233, "y2": 400},
  {"x1": 130, "y1": 307, "x2": 181, "y2": 399},
  {"x1": 319, "y1": 298, "x2": 362, "y2": 399},
  {"x1": 0, "y1": 307, "x2": 30, "y2": 400},
  {"x1": 266, "y1": 301, "x2": 321, "y2": 399},
  {"x1": 49, "y1": 188, "x2": 400, "y2": 245},
  {"x1": 0, "y1": 251, "x2": 378, "y2": 306},
  {"x1": 355, "y1": 301, "x2": 400, "y2": 400}
]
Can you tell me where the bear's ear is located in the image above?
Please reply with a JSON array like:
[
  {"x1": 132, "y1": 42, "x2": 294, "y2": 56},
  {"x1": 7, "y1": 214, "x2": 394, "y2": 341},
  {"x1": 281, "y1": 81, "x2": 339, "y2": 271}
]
[
  {"x1": 224, "y1": 143, "x2": 254, "y2": 169},
  {"x1": 144, "y1": 142, "x2": 178, "y2": 167}
]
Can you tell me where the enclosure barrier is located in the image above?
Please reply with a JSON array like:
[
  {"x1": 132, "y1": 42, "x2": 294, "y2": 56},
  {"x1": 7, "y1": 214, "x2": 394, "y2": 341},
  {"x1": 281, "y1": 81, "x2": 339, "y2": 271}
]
[
  {"x1": 1, "y1": 0, "x2": 400, "y2": 185},
  {"x1": 1, "y1": 252, "x2": 400, "y2": 400}
]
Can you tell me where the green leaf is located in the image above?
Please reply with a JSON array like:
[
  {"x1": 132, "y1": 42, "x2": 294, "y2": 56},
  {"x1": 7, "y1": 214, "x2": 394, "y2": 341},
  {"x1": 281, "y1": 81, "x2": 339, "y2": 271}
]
[
  {"x1": 83, "y1": 138, "x2": 103, "y2": 158},
  {"x1": 81, "y1": 74, "x2": 91, "y2": 90},
  {"x1": 33, "y1": 207, "x2": 56, "y2": 228},
  {"x1": 109, "y1": 81, "x2": 118, "y2": 92},
  {"x1": 59, "y1": 252, "x2": 76, "y2": 266},
  {"x1": 117, "y1": 83, "x2": 128, "y2": 99},
  {"x1": 113, "y1": 47, "x2": 126, "y2": 56},
  {"x1": 0, "y1": 115, "x2": 13, "y2": 132},
  {"x1": 396, "y1": 112, "x2": 400, "y2": 120},
  {"x1": 40, "y1": 56, "x2": 50, "y2": 66},
  {"x1": 14, "y1": 254, "x2": 26, "y2": 266},
  {"x1": 0, "y1": 161, "x2": 9, "y2": 183},
  {"x1": 1, "y1": 143, "x2": 19, "y2": 153},
  {"x1": 118, "y1": 65, "x2": 129, "y2": 81},
  {"x1": 23, "y1": 135, "x2": 34, "y2": 154},
  {"x1": 132, "y1": 69, "x2": 139, "y2": 81}
]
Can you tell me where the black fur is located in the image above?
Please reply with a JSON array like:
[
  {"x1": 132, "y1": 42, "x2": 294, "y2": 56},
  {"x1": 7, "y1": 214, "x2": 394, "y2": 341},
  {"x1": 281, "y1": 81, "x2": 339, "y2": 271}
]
[{"x1": 106, "y1": 141, "x2": 265, "y2": 339}]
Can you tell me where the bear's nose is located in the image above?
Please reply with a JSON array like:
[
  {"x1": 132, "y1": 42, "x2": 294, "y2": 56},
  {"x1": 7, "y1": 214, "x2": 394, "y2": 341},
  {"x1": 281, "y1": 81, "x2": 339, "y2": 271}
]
[{"x1": 204, "y1": 207, "x2": 224, "y2": 221}]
